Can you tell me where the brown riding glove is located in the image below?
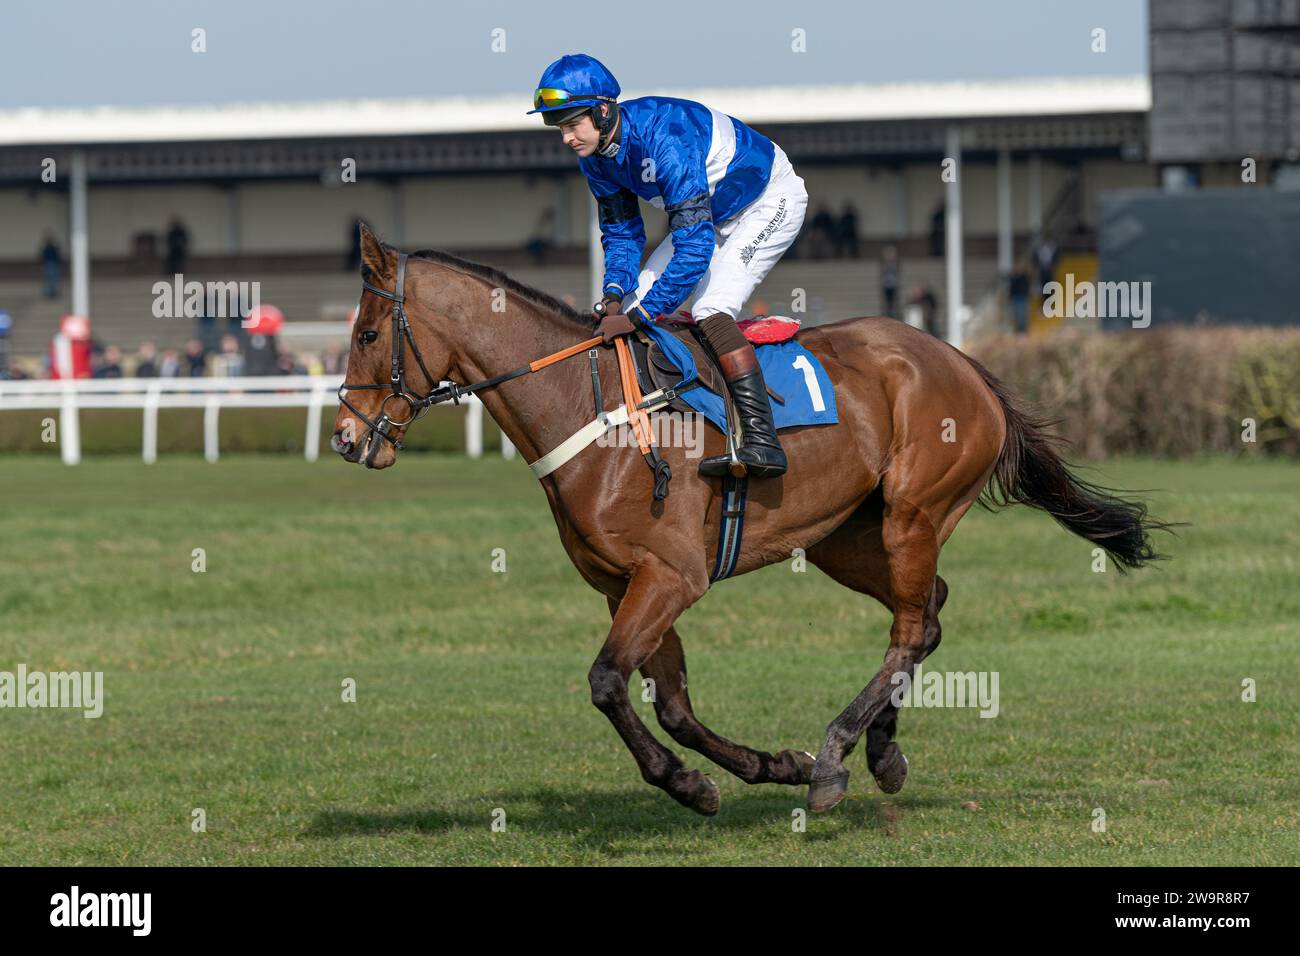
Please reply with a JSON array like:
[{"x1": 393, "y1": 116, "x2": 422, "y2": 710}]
[
  {"x1": 598, "y1": 311, "x2": 638, "y2": 343},
  {"x1": 594, "y1": 297, "x2": 648, "y2": 345}
]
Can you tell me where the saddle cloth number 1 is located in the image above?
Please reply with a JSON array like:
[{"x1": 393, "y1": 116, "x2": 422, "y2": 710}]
[{"x1": 792, "y1": 354, "x2": 826, "y2": 412}]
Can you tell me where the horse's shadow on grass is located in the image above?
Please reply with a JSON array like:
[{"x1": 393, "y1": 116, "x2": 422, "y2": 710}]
[{"x1": 303, "y1": 782, "x2": 954, "y2": 848}]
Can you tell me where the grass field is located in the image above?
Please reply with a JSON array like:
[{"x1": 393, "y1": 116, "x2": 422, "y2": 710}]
[{"x1": 1, "y1": 453, "x2": 1297, "y2": 866}]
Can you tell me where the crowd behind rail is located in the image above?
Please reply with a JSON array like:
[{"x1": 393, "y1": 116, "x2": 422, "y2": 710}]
[{"x1": 0, "y1": 332, "x2": 347, "y2": 382}]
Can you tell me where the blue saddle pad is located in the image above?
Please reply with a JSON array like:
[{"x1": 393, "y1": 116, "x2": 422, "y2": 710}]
[{"x1": 641, "y1": 322, "x2": 838, "y2": 432}]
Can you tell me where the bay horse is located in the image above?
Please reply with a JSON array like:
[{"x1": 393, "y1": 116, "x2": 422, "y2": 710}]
[{"x1": 332, "y1": 224, "x2": 1166, "y2": 816}]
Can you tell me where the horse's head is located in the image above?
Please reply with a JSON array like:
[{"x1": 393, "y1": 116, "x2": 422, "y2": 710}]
[{"x1": 331, "y1": 223, "x2": 455, "y2": 469}]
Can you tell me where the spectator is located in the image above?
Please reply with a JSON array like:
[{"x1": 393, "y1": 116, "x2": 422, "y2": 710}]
[
  {"x1": 1034, "y1": 238, "x2": 1057, "y2": 290},
  {"x1": 880, "y1": 245, "x2": 900, "y2": 318},
  {"x1": 525, "y1": 207, "x2": 556, "y2": 265},
  {"x1": 808, "y1": 204, "x2": 835, "y2": 259},
  {"x1": 49, "y1": 315, "x2": 93, "y2": 379},
  {"x1": 164, "y1": 218, "x2": 189, "y2": 276},
  {"x1": 134, "y1": 341, "x2": 159, "y2": 377},
  {"x1": 834, "y1": 203, "x2": 859, "y2": 258},
  {"x1": 243, "y1": 329, "x2": 280, "y2": 377},
  {"x1": 159, "y1": 348, "x2": 182, "y2": 378},
  {"x1": 40, "y1": 233, "x2": 62, "y2": 298},
  {"x1": 929, "y1": 204, "x2": 945, "y2": 257},
  {"x1": 786, "y1": 219, "x2": 807, "y2": 260},
  {"x1": 184, "y1": 338, "x2": 207, "y2": 377},
  {"x1": 1008, "y1": 268, "x2": 1030, "y2": 335},
  {"x1": 907, "y1": 283, "x2": 941, "y2": 339},
  {"x1": 211, "y1": 334, "x2": 243, "y2": 377},
  {"x1": 94, "y1": 345, "x2": 124, "y2": 379}
]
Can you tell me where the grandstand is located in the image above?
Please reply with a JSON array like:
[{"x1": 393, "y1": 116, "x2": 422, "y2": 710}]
[{"x1": 0, "y1": 74, "x2": 1158, "y2": 370}]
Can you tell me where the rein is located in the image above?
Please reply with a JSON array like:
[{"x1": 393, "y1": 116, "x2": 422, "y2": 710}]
[{"x1": 338, "y1": 252, "x2": 601, "y2": 462}]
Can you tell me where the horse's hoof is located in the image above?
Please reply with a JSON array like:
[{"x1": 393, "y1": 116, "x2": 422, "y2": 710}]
[
  {"x1": 807, "y1": 769, "x2": 850, "y2": 813},
  {"x1": 776, "y1": 749, "x2": 817, "y2": 785},
  {"x1": 872, "y1": 744, "x2": 908, "y2": 795},
  {"x1": 671, "y1": 768, "x2": 720, "y2": 816}
]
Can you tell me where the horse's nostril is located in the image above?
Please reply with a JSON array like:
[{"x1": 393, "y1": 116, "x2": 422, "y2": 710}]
[{"x1": 330, "y1": 433, "x2": 352, "y2": 454}]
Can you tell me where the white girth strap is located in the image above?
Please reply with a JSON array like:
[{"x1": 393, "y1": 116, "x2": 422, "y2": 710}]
[{"x1": 528, "y1": 388, "x2": 672, "y2": 479}]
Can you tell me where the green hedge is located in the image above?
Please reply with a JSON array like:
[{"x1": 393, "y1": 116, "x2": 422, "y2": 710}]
[{"x1": 974, "y1": 328, "x2": 1300, "y2": 458}]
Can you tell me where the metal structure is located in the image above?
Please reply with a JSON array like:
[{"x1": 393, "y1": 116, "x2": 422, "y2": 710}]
[
  {"x1": 1150, "y1": 0, "x2": 1300, "y2": 163},
  {"x1": 0, "y1": 75, "x2": 1152, "y2": 353}
]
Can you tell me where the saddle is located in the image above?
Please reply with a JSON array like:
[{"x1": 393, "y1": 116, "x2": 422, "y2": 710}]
[
  {"x1": 628, "y1": 323, "x2": 725, "y2": 414},
  {"x1": 628, "y1": 318, "x2": 791, "y2": 412}
]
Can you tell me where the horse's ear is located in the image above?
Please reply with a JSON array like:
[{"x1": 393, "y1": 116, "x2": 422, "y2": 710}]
[{"x1": 358, "y1": 220, "x2": 391, "y2": 279}]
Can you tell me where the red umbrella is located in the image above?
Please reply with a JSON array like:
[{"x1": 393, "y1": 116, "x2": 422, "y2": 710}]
[{"x1": 244, "y1": 304, "x2": 284, "y2": 335}]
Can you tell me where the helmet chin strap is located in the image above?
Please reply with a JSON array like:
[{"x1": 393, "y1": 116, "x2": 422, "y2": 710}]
[{"x1": 595, "y1": 106, "x2": 621, "y2": 159}]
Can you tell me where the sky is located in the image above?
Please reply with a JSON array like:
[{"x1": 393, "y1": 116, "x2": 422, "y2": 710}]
[{"x1": 0, "y1": 0, "x2": 1148, "y2": 110}]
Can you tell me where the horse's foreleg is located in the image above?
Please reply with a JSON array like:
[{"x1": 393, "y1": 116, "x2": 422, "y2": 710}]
[
  {"x1": 624, "y1": 613, "x2": 814, "y2": 786},
  {"x1": 808, "y1": 499, "x2": 939, "y2": 812},
  {"x1": 590, "y1": 555, "x2": 719, "y2": 815}
]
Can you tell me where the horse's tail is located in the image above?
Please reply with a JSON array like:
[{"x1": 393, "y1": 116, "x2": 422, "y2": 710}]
[{"x1": 962, "y1": 354, "x2": 1172, "y2": 571}]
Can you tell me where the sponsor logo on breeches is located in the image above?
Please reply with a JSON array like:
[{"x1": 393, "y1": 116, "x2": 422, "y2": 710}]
[{"x1": 738, "y1": 197, "x2": 788, "y2": 266}]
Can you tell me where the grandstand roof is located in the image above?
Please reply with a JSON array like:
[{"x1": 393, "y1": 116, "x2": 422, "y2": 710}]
[{"x1": 0, "y1": 75, "x2": 1149, "y2": 147}]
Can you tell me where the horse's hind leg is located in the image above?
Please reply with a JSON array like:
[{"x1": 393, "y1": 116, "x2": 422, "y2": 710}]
[
  {"x1": 807, "y1": 497, "x2": 940, "y2": 812},
  {"x1": 617, "y1": 602, "x2": 814, "y2": 786},
  {"x1": 864, "y1": 575, "x2": 947, "y2": 794},
  {"x1": 807, "y1": 503, "x2": 945, "y2": 796}
]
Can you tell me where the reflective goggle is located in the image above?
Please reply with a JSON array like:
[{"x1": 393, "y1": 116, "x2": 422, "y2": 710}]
[{"x1": 533, "y1": 88, "x2": 615, "y2": 110}]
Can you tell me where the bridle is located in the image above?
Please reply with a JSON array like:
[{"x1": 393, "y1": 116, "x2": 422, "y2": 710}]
[
  {"x1": 337, "y1": 253, "x2": 446, "y2": 462},
  {"x1": 338, "y1": 251, "x2": 605, "y2": 466}
]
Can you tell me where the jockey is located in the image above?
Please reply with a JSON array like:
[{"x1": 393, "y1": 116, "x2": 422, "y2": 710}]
[{"x1": 527, "y1": 53, "x2": 809, "y2": 479}]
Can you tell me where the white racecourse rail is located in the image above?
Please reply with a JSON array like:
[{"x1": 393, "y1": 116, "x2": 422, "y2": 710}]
[{"x1": 0, "y1": 375, "x2": 515, "y2": 465}]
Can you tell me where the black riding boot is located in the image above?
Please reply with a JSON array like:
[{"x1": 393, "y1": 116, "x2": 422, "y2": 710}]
[{"x1": 698, "y1": 346, "x2": 788, "y2": 479}]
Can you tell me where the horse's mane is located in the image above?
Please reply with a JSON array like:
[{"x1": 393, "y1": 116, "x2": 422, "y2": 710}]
[{"x1": 405, "y1": 247, "x2": 598, "y2": 332}]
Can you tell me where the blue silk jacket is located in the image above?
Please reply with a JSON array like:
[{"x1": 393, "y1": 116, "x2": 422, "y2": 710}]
[{"x1": 579, "y1": 96, "x2": 776, "y2": 319}]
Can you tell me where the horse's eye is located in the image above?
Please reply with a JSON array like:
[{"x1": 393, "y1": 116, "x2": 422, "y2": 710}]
[{"x1": 360, "y1": 330, "x2": 379, "y2": 345}]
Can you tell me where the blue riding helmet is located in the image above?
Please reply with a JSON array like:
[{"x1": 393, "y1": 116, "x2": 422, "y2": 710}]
[{"x1": 527, "y1": 53, "x2": 621, "y2": 139}]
